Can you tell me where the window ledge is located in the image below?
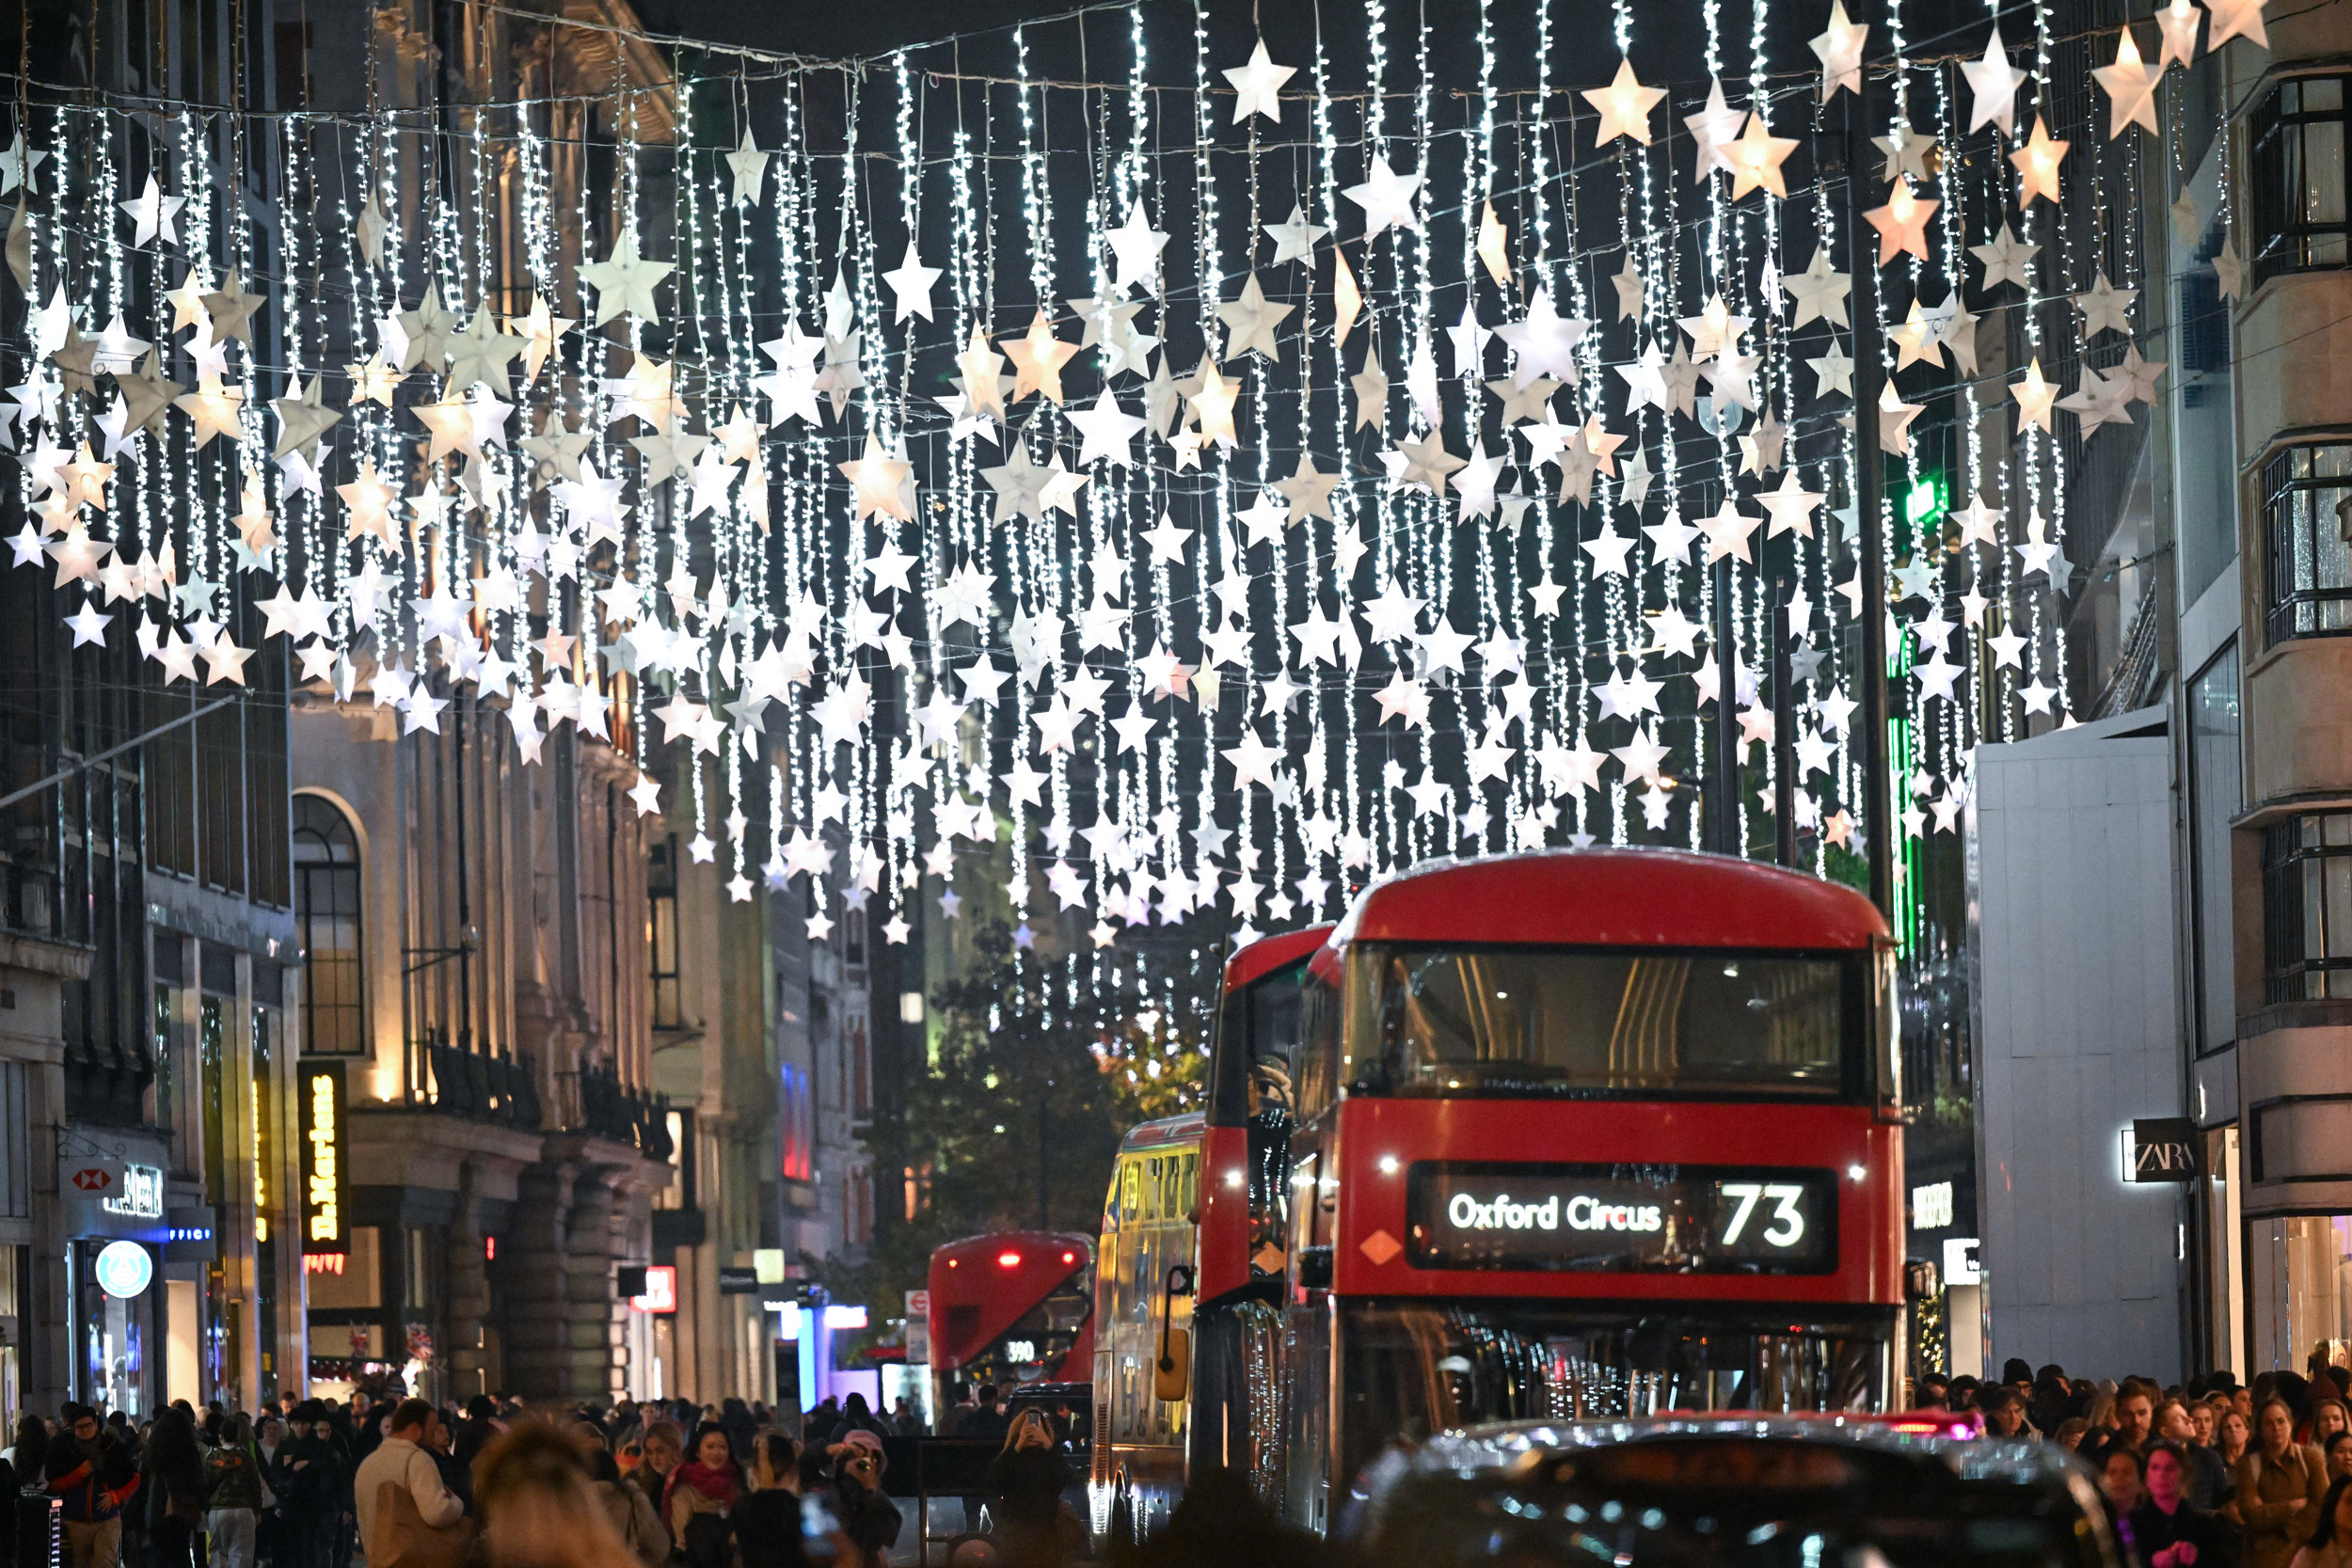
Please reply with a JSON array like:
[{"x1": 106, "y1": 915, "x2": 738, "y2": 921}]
[{"x1": 2241, "y1": 999, "x2": 2352, "y2": 1037}]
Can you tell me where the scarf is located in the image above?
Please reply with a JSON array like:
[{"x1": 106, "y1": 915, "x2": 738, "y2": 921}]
[{"x1": 666, "y1": 1460, "x2": 739, "y2": 1513}]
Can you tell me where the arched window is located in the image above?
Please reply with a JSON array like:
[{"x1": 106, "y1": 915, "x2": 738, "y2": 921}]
[{"x1": 293, "y1": 795, "x2": 365, "y2": 1055}]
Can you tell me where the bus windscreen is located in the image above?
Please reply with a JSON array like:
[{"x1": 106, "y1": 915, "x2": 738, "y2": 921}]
[{"x1": 1349, "y1": 945, "x2": 1854, "y2": 1099}]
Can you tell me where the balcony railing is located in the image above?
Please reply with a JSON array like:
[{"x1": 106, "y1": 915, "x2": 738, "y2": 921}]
[
  {"x1": 562, "y1": 1063, "x2": 674, "y2": 1159},
  {"x1": 401, "y1": 1034, "x2": 671, "y2": 1159},
  {"x1": 401, "y1": 1032, "x2": 544, "y2": 1130}
]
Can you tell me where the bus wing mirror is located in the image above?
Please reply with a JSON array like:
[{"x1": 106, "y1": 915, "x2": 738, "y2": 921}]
[
  {"x1": 1153, "y1": 1327, "x2": 1191, "y2": 1402},
  {"x1": 1295, "y1": 1245, "x2": 1333, "y2": 1290},
  {"x1": 1903, "y1": 1259, "x2": 1941, "y2": 1303}
]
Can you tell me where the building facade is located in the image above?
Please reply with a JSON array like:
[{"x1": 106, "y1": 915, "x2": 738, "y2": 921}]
[
  {"x1": 2185, "y1": 2, "x2": 2352, "y2": 1384},
  {"x1": 1968, "y1": 8, "x2": 2352, "y2": 1383},
  {"x1": 0, "y1": 0, "x2": 313, "y2": 1422},
  {"x1": 280, "y1": 0, "x2": 677, "y2": 1403}
]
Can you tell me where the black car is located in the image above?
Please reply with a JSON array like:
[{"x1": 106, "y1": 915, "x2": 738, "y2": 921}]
[{"x1": 1340, "y1": 1418, "x2": 2122, "y2": 1568}]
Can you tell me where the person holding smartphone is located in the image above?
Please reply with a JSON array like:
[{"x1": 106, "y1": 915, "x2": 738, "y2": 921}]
[{"x1": 821, "y1": 1433, "x2": 899, "y2": 1568}]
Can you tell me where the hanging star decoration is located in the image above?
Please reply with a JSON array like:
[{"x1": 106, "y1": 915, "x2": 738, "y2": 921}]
[
  {"x1": 2010, "y1": 118, "x2": 2070, "y2": 207},
  {"x1": 1961, "y1": 27, "x2": 2026, "y2": 135},
  {"x1": 1581, "y1": 58, "x2": 1667, "y2": 146},
  {"x1": 1223, "y1": 38, "x2": 1296, "y2": 123},
  {"x1": 580, "y1": 226, "x2": 674, "y2": 325},
  {"x1": 1001, "y1": 310, "x2": 1081, "y2": 405},
  {"x1": 724, "y1": 126, "x2": 771, "y2": 203},
  {"x1": 1342, "y1": 155, "x2": 1422, "y2": 240},
  {"x1": 1810, "y1": 0, "x2": 1869, "y2": 101},
  {"x1": 2093, "y1": 26, "x2": 2163, "y2": 138},
  {"x1": 1864, "y1": 181, "x2": 1939, "y2": 265}
]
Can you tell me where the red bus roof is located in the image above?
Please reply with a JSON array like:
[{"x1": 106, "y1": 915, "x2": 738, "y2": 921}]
[
  {"x1": 926, "y1": 1230, "x2": 1092, "y2": 1372},
  {"x1": 1221, "y1": 926, "x2": 1333, "y2": 993},
  {"x1": 1119, "y1": 1111, "x2": 1205, "y2": 1152},
  {"x1": 1343, "y1": 847, "x2": 1887, "y2": 950}
]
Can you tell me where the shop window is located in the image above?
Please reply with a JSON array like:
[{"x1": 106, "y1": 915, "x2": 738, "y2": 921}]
[
  {"x1": 2251, "y1": 1214, "x2": 2352, "y2": 1373},
  {"x1": 2263, "y1": 445, "x2": 2352, "y2": 643},
  {"x1": 292, "y1": 795, "x2": 366, "y2": 1055},
  {"x1": 2252, "y1": 75, "x2": 2352, "y2": 286},
  {"x1": 2264, "y1": 812, "x2": 2352, "y2": 1002}
]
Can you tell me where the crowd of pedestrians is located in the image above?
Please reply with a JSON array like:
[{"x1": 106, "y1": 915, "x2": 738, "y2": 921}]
[
  {"x1": 0, "y1": 1390, "x2": 938, "y2": 1568},
  {"x1": 1919, "y1": 1355, "x2": 2352, "y2": 1568}
]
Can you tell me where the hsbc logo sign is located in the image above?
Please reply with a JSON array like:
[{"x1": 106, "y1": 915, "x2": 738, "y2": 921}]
[{"x1": 59, "y1": 1143, "x2": 170, "y2": 1231}]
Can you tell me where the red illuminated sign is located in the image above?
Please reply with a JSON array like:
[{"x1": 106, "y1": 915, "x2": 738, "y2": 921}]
[{"x1": 632, "y1": 1264, "x2": 677, "y2": 1314}]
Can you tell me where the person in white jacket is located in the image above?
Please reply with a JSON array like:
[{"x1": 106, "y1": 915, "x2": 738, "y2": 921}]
[{"x1": 353, "y1": 1401, "x2": 465, "y2": 1563}]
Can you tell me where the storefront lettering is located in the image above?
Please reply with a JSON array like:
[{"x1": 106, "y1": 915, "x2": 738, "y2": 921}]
[{"x1": 307, "y1": 1071, "x2": 342, "y2": 1245}]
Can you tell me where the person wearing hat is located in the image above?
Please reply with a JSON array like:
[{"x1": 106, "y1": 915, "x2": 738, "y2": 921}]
[{"x1": 823, "y1": 1430, "x2": 900, "y2": 1568}]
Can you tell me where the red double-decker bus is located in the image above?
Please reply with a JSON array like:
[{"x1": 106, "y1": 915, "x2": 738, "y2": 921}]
[
  {"x1": 1096, "y1": 848, "x2": 1904, "y2": 1538},
  {"x1": 928, "y1": 1232, "x2": 1095, "y2": 1407}
]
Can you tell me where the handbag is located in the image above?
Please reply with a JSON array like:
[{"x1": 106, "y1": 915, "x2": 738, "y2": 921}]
[{"x1": 373, "y1": 1481, "x2": 475, "y2": 1568}]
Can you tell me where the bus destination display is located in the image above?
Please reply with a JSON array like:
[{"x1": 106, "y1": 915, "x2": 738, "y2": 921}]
[{"x1": 1406, "y1": 1162, "x2": 1838, "y2": 1274}]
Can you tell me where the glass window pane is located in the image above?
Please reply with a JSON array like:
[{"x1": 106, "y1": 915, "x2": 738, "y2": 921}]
[
  {"x1": 2307, "y1": 860, "x2": 2328, "y2": 959},
  {"x1": 2328, "y1": 859, "x2": 2352, "y2": 958},
  {"x1": 2309, "y1": 78, "x2": 2343, "y2": 111},
  {"x1": 2190, "y1": 647, "x2": 2242, "y2": 1051}
]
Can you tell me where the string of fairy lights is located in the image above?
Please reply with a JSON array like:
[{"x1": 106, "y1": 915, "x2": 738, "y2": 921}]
[{"x1": 2, "y1": 0, "x2": 2255, "y2": 974}]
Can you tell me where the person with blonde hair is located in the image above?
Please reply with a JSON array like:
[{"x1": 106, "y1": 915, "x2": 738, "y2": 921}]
[{"x1": 472, "y1": 1423, "x2": 642, "y2": 1568}]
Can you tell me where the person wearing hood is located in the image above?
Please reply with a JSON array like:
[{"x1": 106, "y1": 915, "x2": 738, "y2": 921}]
[{"x1": 823, "y1": 1430, "x2": 900, "y2": 1568}]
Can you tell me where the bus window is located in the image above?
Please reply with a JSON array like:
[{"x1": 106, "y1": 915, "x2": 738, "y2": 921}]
[
  {"x1": 1213, "y1": 955, "x2": 1311, "y2": 1126},
  {"x1": 1181, "y1": 1151, "x2": 1199, "y2": 1220},
  {"x1": 1121, "y1": 1158, "x2": 1141, "y2": 1221},
  {"x1": 1295, "y1": 949, "x2": 1344, "y2": 1120},
  {"x1": 1289, "y1": 1152, "x2": 1319, "y2": 1261}
]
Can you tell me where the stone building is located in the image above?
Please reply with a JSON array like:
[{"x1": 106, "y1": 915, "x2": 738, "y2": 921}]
[
  {"x1": 0, "y1": 0, "x2": 312, "y2": 1420},
  {"x1": 281, "y1": 0, "x2": 676, "y2": 1402}
]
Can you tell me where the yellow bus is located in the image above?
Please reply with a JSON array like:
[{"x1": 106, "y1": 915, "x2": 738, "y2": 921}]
[{"x1": 1089, "y1": 1112, "x2": 1202, "y2": 1548}]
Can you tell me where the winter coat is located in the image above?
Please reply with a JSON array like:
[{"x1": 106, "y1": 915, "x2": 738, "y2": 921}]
[{"x1": 2237, "y1": 1443, "x2": 2328, "y2": 1568}]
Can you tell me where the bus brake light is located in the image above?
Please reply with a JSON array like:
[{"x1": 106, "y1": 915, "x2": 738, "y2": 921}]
[{"x1": 997, "y1": 1251, "x2": 1022, "y2": 1267}]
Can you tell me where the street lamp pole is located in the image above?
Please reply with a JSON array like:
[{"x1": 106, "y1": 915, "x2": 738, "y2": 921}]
[{"x1": 1843, "y1": 87, "x2": 1898, "y2": 922}]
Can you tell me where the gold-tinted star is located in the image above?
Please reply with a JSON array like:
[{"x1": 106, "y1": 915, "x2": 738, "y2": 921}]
[
  {"x1": 1863, "y1": 181, "x2": 1939, "y2": 265},
  {"x1": 2010, "y1": 117, "x2": 2069, "y2": 207},
  {"x1": 1581, "y1": 58, "x2": 1667, "y2": 147},
  {"x1": 1724, "y1": 113, "x2": 1799, "y2": 200},
  {"x1": 1000, "y1": 310, "x2": 1080, "y2": 405}
]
